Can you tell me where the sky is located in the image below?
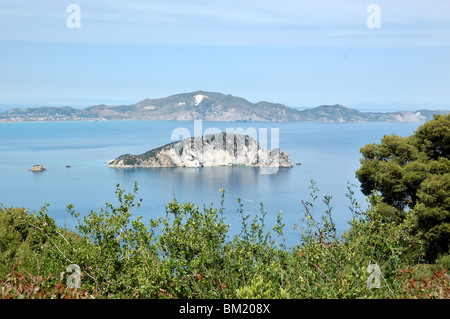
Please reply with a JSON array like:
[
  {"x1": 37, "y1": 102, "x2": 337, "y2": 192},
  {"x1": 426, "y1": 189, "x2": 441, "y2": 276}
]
[{"x1": 0, "y1": 0, "x2": 449, "y2": 111}]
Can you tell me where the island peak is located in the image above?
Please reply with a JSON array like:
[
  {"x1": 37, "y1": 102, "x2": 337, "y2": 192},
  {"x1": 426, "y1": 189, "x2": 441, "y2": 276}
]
[{"x1": 108, "y1": 132, "x2": 292, "y2": 169}]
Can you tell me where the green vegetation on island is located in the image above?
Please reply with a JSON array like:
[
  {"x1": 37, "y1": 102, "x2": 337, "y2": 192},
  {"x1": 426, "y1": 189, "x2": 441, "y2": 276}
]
[{"x1": 108, "y1": 133, "x2": 293, "y2": 168}]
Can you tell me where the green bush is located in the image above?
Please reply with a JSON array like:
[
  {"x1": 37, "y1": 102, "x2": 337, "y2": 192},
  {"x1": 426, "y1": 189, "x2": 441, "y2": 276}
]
[{"x1": 1, "y1": 180, "x2": 448, "y2": 299}]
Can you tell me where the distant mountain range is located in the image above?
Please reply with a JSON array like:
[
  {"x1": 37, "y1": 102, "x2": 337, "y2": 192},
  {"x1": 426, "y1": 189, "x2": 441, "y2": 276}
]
[{"x1": 0, "y1": 90, "x2": 448, "y2": 123}]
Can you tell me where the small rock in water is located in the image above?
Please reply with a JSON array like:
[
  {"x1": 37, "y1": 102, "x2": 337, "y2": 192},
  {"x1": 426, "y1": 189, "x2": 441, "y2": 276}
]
[{"x1": 29, "y1": 164, "x2": 46, "y2": 172}]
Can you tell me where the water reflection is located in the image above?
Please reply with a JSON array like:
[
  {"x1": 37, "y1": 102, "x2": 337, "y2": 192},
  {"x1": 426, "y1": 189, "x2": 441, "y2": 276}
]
[
  {"x1": 112, "y1": 166, "x2": 292, "y2": 202},
  {"x1": 110, "y1": 166, "x2": 295, "y2": 242}
]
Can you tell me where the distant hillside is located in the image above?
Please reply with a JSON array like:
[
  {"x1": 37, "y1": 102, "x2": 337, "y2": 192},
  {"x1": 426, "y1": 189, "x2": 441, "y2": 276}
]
[
  {"x1": 298, "y1": 105, "x2": 449, "y2": 123},
  {"x1": 0, "y1": 90, "x2": 448, "y2": 123}
]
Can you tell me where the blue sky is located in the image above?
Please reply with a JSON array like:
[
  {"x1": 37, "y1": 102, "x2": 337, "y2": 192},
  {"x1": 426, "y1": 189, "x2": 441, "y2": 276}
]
[{"x1": 0, "y1": 0, "x2": 449, "y2": 111}]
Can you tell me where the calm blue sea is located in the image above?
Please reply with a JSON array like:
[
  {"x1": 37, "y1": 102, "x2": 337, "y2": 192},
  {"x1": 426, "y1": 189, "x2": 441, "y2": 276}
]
[{"x1": 0, "y1": 120, "x2": 421, "y2": 247}]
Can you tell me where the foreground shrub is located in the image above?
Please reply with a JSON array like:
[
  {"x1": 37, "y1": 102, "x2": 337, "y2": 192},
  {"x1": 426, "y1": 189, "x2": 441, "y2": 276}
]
[{"x1": 1, "y1": 181, "x2": 448, "y2": 299}]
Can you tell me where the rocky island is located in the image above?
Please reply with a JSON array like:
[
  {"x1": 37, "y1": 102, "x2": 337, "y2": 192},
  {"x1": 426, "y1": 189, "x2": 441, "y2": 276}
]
[
  {"x1": 29, "y1": 165, "x2": 46, "y2": 172},
  {"x1": 108, "y1": 133, "x2": 292, "y2": 168}
]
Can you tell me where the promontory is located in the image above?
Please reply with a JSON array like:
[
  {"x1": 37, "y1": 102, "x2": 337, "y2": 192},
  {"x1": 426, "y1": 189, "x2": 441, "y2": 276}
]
[{"x1": 108, "y1": 133, "x2": 292, "y2": 168}]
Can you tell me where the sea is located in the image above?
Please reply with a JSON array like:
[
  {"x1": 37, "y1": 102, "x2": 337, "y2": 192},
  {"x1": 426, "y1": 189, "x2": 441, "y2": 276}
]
[{"x1": 0, "y1": 120, "x2": 422, "y2": 248}]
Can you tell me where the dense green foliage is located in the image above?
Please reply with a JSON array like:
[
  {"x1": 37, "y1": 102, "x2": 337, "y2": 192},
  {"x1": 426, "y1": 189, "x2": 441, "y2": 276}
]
[
  {"x1": 1, "y1": 180, "x2": 448, "y2": 299},
  {"x1": 356, "y1": 114, "x2": 450, "y2": 261}
]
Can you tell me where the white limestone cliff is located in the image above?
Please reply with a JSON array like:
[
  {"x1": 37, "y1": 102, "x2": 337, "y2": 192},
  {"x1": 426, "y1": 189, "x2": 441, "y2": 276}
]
[{"x1": 108, "y1": 133, "x2": 292, "y2": 168}]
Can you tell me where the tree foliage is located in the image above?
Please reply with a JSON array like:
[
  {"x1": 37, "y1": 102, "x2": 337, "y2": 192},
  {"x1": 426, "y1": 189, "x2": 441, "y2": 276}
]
[{"x1": 356, "y1": 114, "x2": 450, "y2": 261}]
